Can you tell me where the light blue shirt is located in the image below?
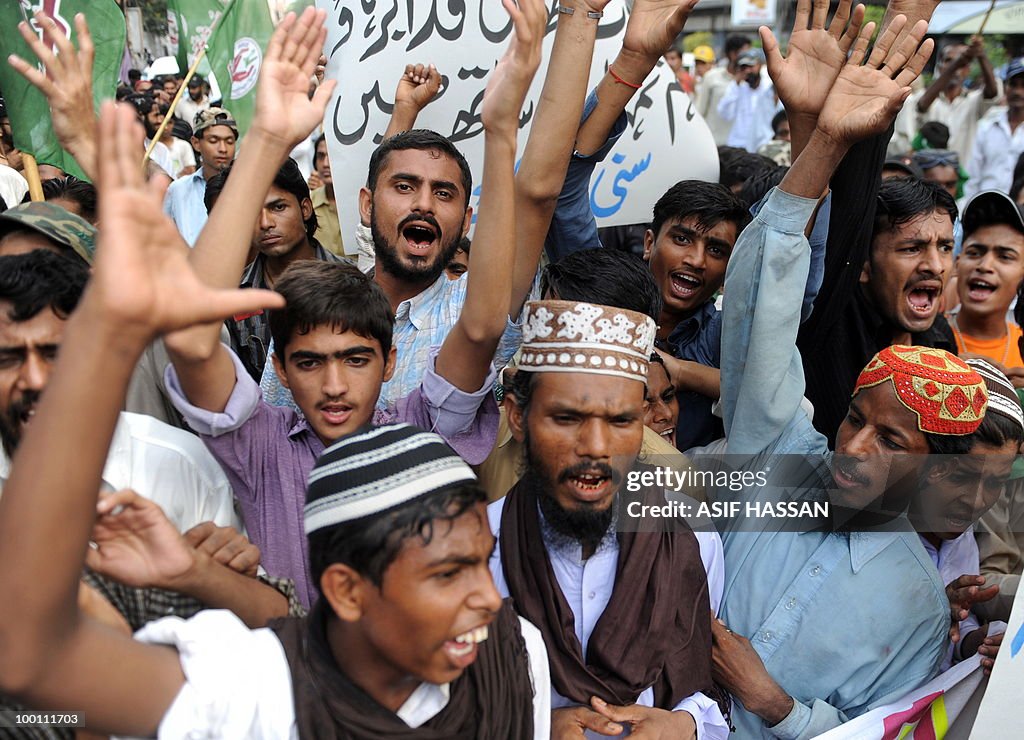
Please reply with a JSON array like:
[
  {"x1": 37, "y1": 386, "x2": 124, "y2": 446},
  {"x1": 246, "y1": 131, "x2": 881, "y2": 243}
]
[
  {"x1": 163, "y1": 170, "x2": 210, "y2": 246},
  {"x1": 487, "y1": 497, "x2": 730, "y2": 740},
  {"x1": 714, "y1": 188, "x2": 948, "y2": 739}
]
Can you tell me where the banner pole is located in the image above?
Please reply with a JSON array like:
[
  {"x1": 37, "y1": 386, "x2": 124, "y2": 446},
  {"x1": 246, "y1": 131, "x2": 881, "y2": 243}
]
[
  {"x1": 21, "y1": 153, "x2": 44, "y2": 202},
  {"x1": 142, "y1": 43, "x2": 208, "y2": 169}
]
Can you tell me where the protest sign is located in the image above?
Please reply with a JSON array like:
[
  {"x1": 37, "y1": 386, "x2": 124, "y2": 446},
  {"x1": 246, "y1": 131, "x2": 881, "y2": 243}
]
[
  {"x1": 731, "y1": 0, "x2": 778, "y2": 28},
  {"x1": 0, "y1": 0, "x2": 125, "y2": 180},
  {"x1": 317, "y1": 0, "x2": 718, "y2": 244},
  {"x1": 971, "y1": 587, "x2": 1024, "y2": 736}
]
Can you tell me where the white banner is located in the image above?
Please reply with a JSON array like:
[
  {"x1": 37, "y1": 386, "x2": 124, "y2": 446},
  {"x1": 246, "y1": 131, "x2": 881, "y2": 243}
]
[
  {"x1": 317, "y1": 0, "x2": 718, "y2": 245},
  {"x1": 816, "y1": 651, "x2": 990, "y2": 739},
  {"x1": 731, "y1": 0, "x2": 778, "y2": 28}
]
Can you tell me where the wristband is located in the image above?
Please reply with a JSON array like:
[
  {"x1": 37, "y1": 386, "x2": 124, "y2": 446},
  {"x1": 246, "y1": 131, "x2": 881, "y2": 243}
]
[
  {"x1": 609, "y1": 66, "x2": 642, "y2": 89},
  {"x1": 556, "y1": 5, "x2": 603, "y2": 20}
]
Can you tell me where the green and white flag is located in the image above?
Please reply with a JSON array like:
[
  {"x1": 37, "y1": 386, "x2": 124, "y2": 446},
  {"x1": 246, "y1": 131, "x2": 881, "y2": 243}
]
[
  {"x1": 167, "y1": 0, "x2": 231, "y2": 72},
  {"x1": 205, "y1": 0, "x2": 275, "y2": 138},
  {"x1": 0, "y1": 0, "x2": 126, "y2": 180}
]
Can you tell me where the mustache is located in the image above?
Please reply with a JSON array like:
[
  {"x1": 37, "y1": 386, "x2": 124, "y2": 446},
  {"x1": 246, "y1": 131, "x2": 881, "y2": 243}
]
[
  {"x1": 8, "y1": 391, "x2": 40, "y2": 422},
  {"x1": 398, "y1": 213, "x2": 441, "y2": 236},
  {"x1": 558, "y1": 461, "x2": 619, "y2": 484},
  {"x1": 833, "y1": 455, "x2": 869, "y2": 485}
]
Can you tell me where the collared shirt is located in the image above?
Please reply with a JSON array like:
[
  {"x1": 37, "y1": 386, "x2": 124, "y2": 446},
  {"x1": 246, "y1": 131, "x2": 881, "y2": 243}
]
[
  {"x1": 163, "y1": 169, "x2": 210, "y2": 246},
  {"x1": 310, "y1": 186, "x2": 345, "y2": 258},
  {"x1": 135, "y1": 608, "x2": 551, "y2": 738},
  {"x1": 229, "y1": 240, "x2": 345, "y2": 382},
  {"x1": 718, "y1": 81, "x2": 780, "y2": 153},
  {"x1": 965, "y1": 113, "x2": 1024, "y2": 200},
  {"x1": 920, "y1": 531, "x2": 982, "y2": 670},
  {"x1": 907, "y1": 85, "x2": 1001, "y2": 164},
  {"x1": 260, "y1": 270, "x2": 524, "y2": 411},
  {"x1": 175, "y1": 96, "x2": 210, "y2": 127},
  {"x1": 715, "y1": 188, "x2": 948, "y2": 739},
  {"x1": 166, "y1": 345, "x2": 500, "y2": 608},
  {"x1": 487, "y1": 497, "x2": 729, "y2": 740},
  {"x1": 0, "y1": 411, "x2": 240, "y2": 534}
]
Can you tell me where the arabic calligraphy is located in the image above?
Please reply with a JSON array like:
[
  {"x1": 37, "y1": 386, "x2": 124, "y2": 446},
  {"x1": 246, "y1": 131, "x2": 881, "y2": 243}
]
[{"x1": 590, "y1": 152, "x2": 653, "y2": 219}]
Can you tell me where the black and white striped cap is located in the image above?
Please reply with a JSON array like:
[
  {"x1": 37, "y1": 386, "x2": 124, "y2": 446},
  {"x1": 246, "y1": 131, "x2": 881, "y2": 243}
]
[
  {"x1": 304, "y1": 424, "x2": 478, "y2": 534},
  {"x1": 965, "y1": 358, "x2": 1024, "y2": 433}
]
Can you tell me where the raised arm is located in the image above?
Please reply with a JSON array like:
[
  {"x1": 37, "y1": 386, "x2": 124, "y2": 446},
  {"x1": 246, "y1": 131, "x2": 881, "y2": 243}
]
[
  {"x1": 436, "y1": 0, "x2": 545, "y2": 392},
  {"x1": 164, "y1": 9, "x2": 334, "y2": 413},
  {"x1": 8, "y1": 12, "x2": 99, "y2": 180},
  {"x1": 507, "y1": 0, "x2": 606, "y2": 312},
  {"x1": 0, "y1": 103, "x2": 282, "y2": 734},
  {"x1": 721, "y1": 17, "x2": 932, "y2": 454},
  {"x1": 384, "y1": 63, "x2": 443, "y2": 138}
]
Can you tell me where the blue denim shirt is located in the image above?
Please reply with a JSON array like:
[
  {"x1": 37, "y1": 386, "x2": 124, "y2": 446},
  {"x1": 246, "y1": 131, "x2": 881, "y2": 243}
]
[{"x1": 714, "y1": 188, "x2": 947, "y2": 739}]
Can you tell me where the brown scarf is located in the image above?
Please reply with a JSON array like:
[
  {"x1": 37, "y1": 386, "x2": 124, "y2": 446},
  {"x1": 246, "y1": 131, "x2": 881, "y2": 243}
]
[
  {"x1": 271, "y1": 599, "x2": 535, "y2": 739},
  {"x1": 500, "y1": 475, "x2": 724, "y2": 711}
]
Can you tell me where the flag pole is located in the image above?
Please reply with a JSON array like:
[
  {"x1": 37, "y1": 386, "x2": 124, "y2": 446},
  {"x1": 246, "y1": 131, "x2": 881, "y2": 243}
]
[
  {"x1": 142, "y1": 43, "x2": 208, "y2": 169},
  {"x1": 20, "y1": 153, "x2": 44, "y2": 202},
  {"x1": 977, "y1": 0, "x2": 998, "y2": 35}
]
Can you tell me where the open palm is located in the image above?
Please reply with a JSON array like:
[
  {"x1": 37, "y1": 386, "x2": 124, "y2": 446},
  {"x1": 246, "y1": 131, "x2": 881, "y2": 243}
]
[
  {"x1": 622, "y1": 0, "x2": 699, "y2": 61},
  {"x1": 251, "y1": 7, "x2": 336, "y2": 148},
  {"x1": 481, "y1": 0, "x2": 546, "y2": 133},
  {"x1": 763, "y1": 0, "x2": 863, "y2": 119},
  {"x1": 817, "y1": 16, "x2": 934, "y2": 147},
  {"x1": 90, "y1": 103, "x2": 284, "y2": 340}
]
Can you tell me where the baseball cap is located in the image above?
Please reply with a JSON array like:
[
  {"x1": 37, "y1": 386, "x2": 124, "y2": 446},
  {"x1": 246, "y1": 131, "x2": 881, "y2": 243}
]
[
  {"x1": 188, "y1": 75, "x2": 206, "y2": 88},
  {"x1": 693, "y1": 45, "x2": 715, "y2": 64},
  {"x1": 0, "y1": 202, "x2": 96, "y2": 264},
  {"x1": 962, "y1": 190, "x2": 1024, "y2": 237},
  {"x1": 737, "y1": 49, "x2": 765, "y2": 67},
  {"x1": 193, "y1": 107, "x2": 238, "y2": 136},
  {"x1": 1004, "y1": 57, "x2": 1024, "y2": 82},
  {"x1": 883, "y1": 156, "x2": 924, "y2": 179}
]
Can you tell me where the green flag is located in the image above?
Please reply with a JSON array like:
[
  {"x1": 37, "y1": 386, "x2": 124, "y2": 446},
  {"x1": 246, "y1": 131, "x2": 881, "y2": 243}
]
[
  {"x1": 205, "y1": 0, "x2": 275, "y2": 138},
  {"x1": 0, "y1": 0, "x2": 125, "y2": 179},
  {"x1": 167, "y1": 0, "x2": 231, "y2": 73}
]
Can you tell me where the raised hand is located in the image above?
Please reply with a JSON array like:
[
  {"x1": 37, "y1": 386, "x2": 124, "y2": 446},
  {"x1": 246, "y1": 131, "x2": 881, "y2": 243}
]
[
  {"x1": 760, "y1": 0, "x2": 865, "y2": 122},
  {"x1": 86, "y1": 490, "x2": 196, "y2": 591},
  {"x1": 7, "y1": 11, "x2": 98, "y2": 178},
  {"x1": 480, "y1": 0, "x2": 547, "y2": 135},
  {"x1": 394, "y1": 63, "x2": 443, "y2": 114},
  {"x1": 816, "y1": 16, "x2": 934, "y2": 149},
  {"x1": 250, "y1": 7, "x2": 336, "y2": 149},
  {"x1": 89, "y1": 102, "x2": 283, "y2": 343},
  {"x1": 621, "y1": 0, "x2": 700, "y2": 64}
]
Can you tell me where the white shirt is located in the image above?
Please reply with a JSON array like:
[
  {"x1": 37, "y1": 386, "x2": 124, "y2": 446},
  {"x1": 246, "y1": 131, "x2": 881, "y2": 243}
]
[
  {"x1": 175, "y1": 96, "x2": 210, "y2": 129},
  {"x1": 920, "y1": 530, "x2": 982, "y2": 671},
  {"x1": 145, "y1": 139, "x2": 176, "y2": 180},
  {"x1": 0, "y1": 411, "x2": 240, "y2": 533},
  {"x1": 696, "y1": 66, "x2": 736, "y2": 146},
  {"x1": 0, "y1": 164, "x2": 28, "y2": 209},
  {"x1": 136, "y1": 608, "x2": 551, "y2": 739},
  {"x1": 164, "y1": 137, "x2": 196, "y2": 179},
  {"x1": 718, "y1": 80, "x2": 779, "y2": 153},
  {"x1": 965, "y1": 113, "x2": 1024, "y2": 200},
  {"x1": 488, "y1": 495, "x2": 730, "y2": 740},
  {"x1": 908, "y1": 85, "x2": 1001, "y2": 163}
]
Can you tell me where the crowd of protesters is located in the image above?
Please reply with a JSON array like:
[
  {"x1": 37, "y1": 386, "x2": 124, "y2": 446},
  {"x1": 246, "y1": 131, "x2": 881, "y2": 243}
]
[{"x1": 0, "y1": 0, "x2": 1022, "y2": 738}]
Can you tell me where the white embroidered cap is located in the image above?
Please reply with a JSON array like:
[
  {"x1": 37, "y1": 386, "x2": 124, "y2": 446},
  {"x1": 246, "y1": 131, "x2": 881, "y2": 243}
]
[{"x1": 518, "y1": 300, "x2": 657, "y2": 383}]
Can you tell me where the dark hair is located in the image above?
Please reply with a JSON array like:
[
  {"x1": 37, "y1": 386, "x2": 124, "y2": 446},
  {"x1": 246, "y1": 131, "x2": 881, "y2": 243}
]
[
  {"x1": 924, "y1": 430, "x2": 986, "y2": 457},
  {"x1": 127, "y1": 69, "x2": 141, "y2": 83},
  {"x1": 1011, "y1": 178, "x2": 1024, "y2": 207},
  {"x1": 308, "y1": 482, "x2": 485, "y2": 589},
  {"x1": 725, "y1": 35, "x2": 751, "y2": 57},
  {"x1": 171, "y1": 118, "x2": 193, "y2": 141},
  {"x1": 268, "y1": 260, "x2": 394, "y2": 357},
  {"x1": 205, "y1": 159, "x2": 317, "y2": 239},
  {"x1": 115, "y1": 85, "x2": 134, "y2": 101},
  {"x1": 873, "y1": 177, "x2": 958, "y2": 241},
  {"x1": 919, "y1": 121, "x2": 950, "y2": 150},
  {"x1": 41, "y1": 176, "x2": 98, "y2": 223},
  {"x1": 541, "y1": 248, "x2": 662, "y2": 319},
  {"x1": 366, "y1": 129, "x2": 472, "y2": 208},
  {"x1": 456, "y1": 235, "x2": 471, "y2": 255},
  {"x1": 718, "y1": 146, "x2": 776, "y2": 190},
  {"x1": 650, "y1": 180, "x2": 751, "y2": 241},
  {"x1": 737, "y1": 165, "x2": 788, "y2": 209},
  {"x1": 0, "y1": 250, "x2": 89, "y2": 322},
  {"x1": 771, "y1": 110, "x2": 788, "y2": 136}
]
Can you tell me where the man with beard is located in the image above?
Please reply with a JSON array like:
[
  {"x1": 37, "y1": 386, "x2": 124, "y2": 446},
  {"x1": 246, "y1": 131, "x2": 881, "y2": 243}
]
[
  {"x1": 705, "y1": 18, "x2": 983, "y2": 738},
  {"x1": 175, "y1": 74, "x2": 211, "y2": 128},
  {"x1": 166, "y1": 0, "x2": 543, "y2": 607},
  {"x1": 490, "y1": 299, "x2": 729, "y2": 740},
  {"x1": 132, "y1": 95, "x2": 175, "y2": 183},
  {"x1": 163, "y1": 107, "x2": 238, "y2": 246}
]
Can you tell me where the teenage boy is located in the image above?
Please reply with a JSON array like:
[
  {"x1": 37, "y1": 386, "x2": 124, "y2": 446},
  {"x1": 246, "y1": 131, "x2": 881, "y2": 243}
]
[
  {"x1": 0, "y1": 10, "x2": 550, "y2": 737},
  {"x1": 166, "y1": 0, "x2": 543, "y2": 608}
]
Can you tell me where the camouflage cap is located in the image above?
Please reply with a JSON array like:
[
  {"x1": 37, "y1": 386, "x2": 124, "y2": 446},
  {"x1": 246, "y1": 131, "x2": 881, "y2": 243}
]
[
  {"x1": 193, "y1": 107, "x2": 238, "y2": 136},
  {"x1": 0, "y1": 202, "x2": 96, "y2": 264}
]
